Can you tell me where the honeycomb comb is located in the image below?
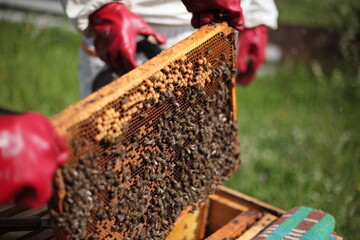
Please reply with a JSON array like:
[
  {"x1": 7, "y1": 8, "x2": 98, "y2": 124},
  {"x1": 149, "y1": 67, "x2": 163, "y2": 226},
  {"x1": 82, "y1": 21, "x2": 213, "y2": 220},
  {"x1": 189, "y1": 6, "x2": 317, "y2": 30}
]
[{"x1": 50, "y1": 22, "x2": 240, "y2": 240}]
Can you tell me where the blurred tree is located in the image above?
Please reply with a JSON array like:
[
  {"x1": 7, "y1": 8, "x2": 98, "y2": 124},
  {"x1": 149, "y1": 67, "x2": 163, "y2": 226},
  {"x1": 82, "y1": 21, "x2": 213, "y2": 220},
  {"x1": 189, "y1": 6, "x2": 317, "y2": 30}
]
[
  {"x1": 336, "y1": 1, "x2": 360, "y2": 64},
  {"x1": 334, "y1": 0, "x2": 360, "y2": 100}
]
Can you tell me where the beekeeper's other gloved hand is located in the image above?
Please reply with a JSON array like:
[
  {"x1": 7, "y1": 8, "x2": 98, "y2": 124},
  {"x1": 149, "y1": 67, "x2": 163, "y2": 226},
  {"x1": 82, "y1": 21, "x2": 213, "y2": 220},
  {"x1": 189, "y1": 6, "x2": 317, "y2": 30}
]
[
  {"x1": 89, "y1": 3, "x2": 167, "y2": 73},
  {"x1": 0, "y1": 111, "x2": 68, "y2": 208},
  {"x1": 236, "y1": 26, "x2": 268, "y2": 86},
  {"x1": 180, "y1": 0, "x2": 244, "y2": 31}
]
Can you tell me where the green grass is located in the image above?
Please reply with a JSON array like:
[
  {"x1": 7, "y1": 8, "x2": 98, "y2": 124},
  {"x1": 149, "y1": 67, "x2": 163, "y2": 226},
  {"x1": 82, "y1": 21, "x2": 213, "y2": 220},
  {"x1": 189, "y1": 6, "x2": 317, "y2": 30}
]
[
  {"x1": 226, "y1": 63, "x2": 360, "y2": 239},
  {"x1": 1, "y1": 20, "x2": 359, "y2": 239},
  {"x1": 0, "y1": 20, "x2": 80, "y2": 116},
  {"x1": 275, "y1": 0, "x2": 360, "y2": 30},
  {"x1": 275, "y1": 0, "x2": 339, "y2": 28}
]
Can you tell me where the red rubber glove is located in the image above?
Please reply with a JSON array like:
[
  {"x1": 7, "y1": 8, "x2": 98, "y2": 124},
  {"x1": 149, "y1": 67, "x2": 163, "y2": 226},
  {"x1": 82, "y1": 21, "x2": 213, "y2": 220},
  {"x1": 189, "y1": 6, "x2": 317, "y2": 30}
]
[
  {"x1": 181, "y1": 0, "x2": 244, "y2": 31},
  {"x1": 89, "y1": 3, "x2": 167, "y2": 72},
  {"x1": 236, "y1": 26, "x2": 268, "y2": 86},
  {"x1": 0, "y1": 112, "x2": 68, "y2": 208}
]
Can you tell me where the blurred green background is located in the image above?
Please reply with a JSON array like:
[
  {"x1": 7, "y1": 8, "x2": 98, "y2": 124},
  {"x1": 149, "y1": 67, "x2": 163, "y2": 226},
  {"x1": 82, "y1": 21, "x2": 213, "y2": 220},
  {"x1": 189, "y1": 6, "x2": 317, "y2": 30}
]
[{"x1": 0, "y1": 0, "x2": 359, "y2": 239}]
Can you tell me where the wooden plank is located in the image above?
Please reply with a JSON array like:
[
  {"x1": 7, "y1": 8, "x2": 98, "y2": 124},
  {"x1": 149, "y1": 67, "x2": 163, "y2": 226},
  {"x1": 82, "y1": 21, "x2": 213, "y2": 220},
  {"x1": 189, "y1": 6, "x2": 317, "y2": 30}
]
[
  {"x1": 0, "y1": 231, "x2": 32, "y2": 239},
  {"x1": 17, "y1": 229, "x2": 54, "y2": 240},
  {"x1": 205, "y1": 209, "x2": 261, "y2": 240},
  {"x1": 0, "y1": 216, "x2": 45, "y2": 231},
  {"x1": 166, "y1": 201, "x2": 209, "y2": 240},
  {"x1": 236, "y1": 213, "x2": 277, "y2": 240},
  {"x1": 0, "y1": 205, "x2": 14, "y2": 213},
  {"x1": 215, "y1": 186, "x2": 286, "y2": 217},
  {"x1": 165, "y1": 207, "x2": 200, "y2": 240},
  {"x1": 0, "y1": 229, "x2": 54, "y2": 240},
  {"x1": 0, "y1": 204, "x2": 51, "y2": 238},
  {"x1": 0, "y1": 205, "x2": 28, "y2": 218},
  {"x1": 215, "y1": 188, "x2": 343, "y2": 240},
  {"x1": 209, "y1": 194, "x2": 248, "y2": 212},
  {"x1": 13, "y1": 205, "x2": 48, "y2": 217},
  {"x1": 195, "y1": 200, "x2": 210, "y2": 240},
  {"x1": 0, "y1": 205, "x2": 49, "y2": 231},
  {"x1": 206, "y1": 195, "x2": 245, "y2": 235},
  {"x1": 0, "y1": 207, "x2": 34, "y2": 236},
  {"x1": 172, "y1": 205, "x2": 193, "y2": 226},
  {"x1": 231, "y1": 75, "x2": 240, "y2": 165},
  {"x1": 231, "y1": 76, "x2": 238, "y2": 122},
  {"x1": 0, "y1": 221, "x2": 55, "y2": 240}
]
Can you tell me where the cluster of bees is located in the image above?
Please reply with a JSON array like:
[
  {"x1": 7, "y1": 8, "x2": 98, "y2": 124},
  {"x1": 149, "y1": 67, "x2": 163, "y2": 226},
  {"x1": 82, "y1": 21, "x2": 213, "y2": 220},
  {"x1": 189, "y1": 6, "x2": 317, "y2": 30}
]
[
  {"x1": 51, "y1": 152, "x2": 106, "y2": 240},
  {"x1": 94, "y1": 55, "x2": 214, "y2": 142},
  {"x1": 52, "y1": 45, "x2": 240, "y2": 239}
]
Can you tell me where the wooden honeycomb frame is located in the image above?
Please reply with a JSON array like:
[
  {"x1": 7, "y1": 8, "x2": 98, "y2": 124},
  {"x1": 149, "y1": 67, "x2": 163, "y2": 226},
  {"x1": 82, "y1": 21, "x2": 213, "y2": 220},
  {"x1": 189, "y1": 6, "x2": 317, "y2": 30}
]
[{"x1": 50, "y1": 22, "x2": 240, "y2": 240}]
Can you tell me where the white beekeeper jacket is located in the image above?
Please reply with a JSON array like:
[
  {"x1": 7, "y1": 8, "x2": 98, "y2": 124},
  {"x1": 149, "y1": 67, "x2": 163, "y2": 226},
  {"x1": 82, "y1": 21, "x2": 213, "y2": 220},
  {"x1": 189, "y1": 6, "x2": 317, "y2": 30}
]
[
  {"x1": 59, "y1": 0, "x2": 278, "y2": 98},
  {"x1": 60, "y1": 0, "x2": 278, "y2": 35}
]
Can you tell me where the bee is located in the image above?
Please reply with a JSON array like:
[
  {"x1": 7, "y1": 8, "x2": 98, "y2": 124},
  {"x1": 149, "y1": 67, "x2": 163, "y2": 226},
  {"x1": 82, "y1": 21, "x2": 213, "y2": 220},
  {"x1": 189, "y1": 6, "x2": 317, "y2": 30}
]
[
  {"x1": 72, "y1": 139, "x2": 82, "y2": 154},
  {"x1": 158, "y1": 143, "x2": 167, "y2": 151},
  {"x1": 221, "y1": 53, "x2": 228, "y2": 60},
  {"x1": 163, "y1": 111, "x2": 172, "y2": 119},
  {"x1": 129, "y1": 161, "x2": 137, "y2": 172},
  {"x1": 131, "y1": 133, "x2": 140, "y2": 142},
  {"x1": 162, "y1": 219, "x2": 169, "y2": 226},
  {"x1": 144, "y1": 138, "x2": 155, "y2": 145},
  {"x1": 140, "y1": 112, "x2": 148, "y2": 120},
  {"x1": 205, "y1": 47, "x2": 212, "y2": 55},
  {"x1": 172, "y1": 101, "x2": 180, "y2": 108},
  {"x1": 121, "y1": 98, "x2": 130, "y2": 105}
]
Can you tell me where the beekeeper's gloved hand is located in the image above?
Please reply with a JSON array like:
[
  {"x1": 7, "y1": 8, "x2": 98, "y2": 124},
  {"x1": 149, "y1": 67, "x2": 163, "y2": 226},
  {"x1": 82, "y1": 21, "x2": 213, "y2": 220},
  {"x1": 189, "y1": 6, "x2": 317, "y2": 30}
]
[
  {"x1": 89, "y1": 3, "x2": 167, "y2": 73},
  {"x1": 0, "y1": 111, "x2": 68, "y2": 208},
  {"x1": 236, "y1": 26, "x2": 268, "y2": 86},
  {"x1": 180, "y1": 0, "x2": 244, "y2": 31}
]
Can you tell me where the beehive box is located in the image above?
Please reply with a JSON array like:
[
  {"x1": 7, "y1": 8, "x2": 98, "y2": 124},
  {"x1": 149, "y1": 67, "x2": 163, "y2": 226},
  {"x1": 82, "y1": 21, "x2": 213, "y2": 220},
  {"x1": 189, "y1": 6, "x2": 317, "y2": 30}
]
[
  {"x1": 0, "y1": 188, "x2": 343, "y2": 240},
  {"x1": 49, "y1": 22, "x2": 240, "y2": 240}
]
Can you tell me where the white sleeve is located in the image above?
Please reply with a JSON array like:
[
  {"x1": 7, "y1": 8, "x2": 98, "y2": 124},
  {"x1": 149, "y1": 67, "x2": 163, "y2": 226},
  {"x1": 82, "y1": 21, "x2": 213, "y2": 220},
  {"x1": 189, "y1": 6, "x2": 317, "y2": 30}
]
[
  {"x1": 59, "y1": 0, "x2": 130, "y2": 35},
  {"x1": 241, "y1": 0, "x2": 278, "y2": 29}
]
